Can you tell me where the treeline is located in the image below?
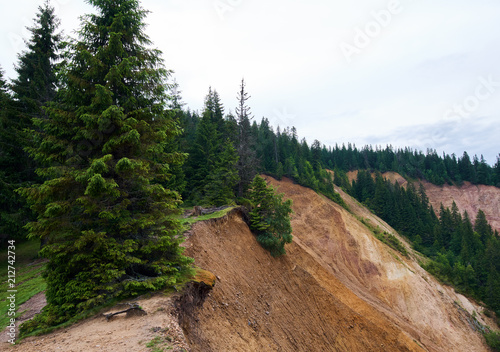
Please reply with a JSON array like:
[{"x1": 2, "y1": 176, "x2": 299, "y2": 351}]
[
  {"x1": 2, "y1": 0, "x2": 197, "y2": 333},
  {"x1": 176, "y1": 95, "x2": 500, "y2": 200},
  {"x1": 172, "y1": 82, "x2": 346, "y2": 209},
  {"x1": 3, "y1": 0, "x2": 498, "y2": 247},
  {"x1": 347, "y1": 171, "x2": 500, "y2": 317},
  {"x1": 318, "y1": 144, "x2": 500, "y2": 187}
]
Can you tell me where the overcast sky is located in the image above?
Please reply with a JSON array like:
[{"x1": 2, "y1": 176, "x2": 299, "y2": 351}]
[{"x1": 1, "y1": 0, "x2": 499, "y2": 164}]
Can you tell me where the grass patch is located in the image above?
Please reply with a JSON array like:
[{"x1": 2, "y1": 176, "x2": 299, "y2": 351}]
[
  {"x1": 18, "y1": 296, "x2": 123, "y2": 340},
  {"x1": 178, "y1": 206, "x2": 235, "y2": 231},
  {"x1": 357, "y1": 217, "x2": 409, "y2": 258},
  {"x1": 146, "y1": 335, "x2": 173, "y2": 352},
  {"x1": 0, "y1": 240, "x2": 46, "y2": 331}
]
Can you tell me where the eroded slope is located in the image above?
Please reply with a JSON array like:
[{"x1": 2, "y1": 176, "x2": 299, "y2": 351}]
[
  {"x1": 346, "y1": 170, "x2": 500, "y2": 232},
  {"x1": 5, "y1": 176, "x2": 494, "y2": 352},
  {"x1": 183, "y1": 211, "x2": 422, "y2": 352},
  {"x1": 182, "y1": 177, "x2": 490, "y2": 352},
  {"x1": 420, "y1": 180, "x2": 500, "y2": 232}
]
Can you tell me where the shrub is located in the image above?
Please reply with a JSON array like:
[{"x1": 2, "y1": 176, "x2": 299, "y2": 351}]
[{"x1": 247, "y1": 176, "x2": 293, "y2": 257}]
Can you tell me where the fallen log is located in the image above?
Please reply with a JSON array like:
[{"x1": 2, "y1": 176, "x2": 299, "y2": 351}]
[{"x1": 103, "y1": 303, "x2": 147, "y2": 321}]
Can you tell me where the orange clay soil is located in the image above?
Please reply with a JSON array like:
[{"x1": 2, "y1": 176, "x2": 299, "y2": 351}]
[
  {"x1": 180, "y1": 176, "x2": 491, "y2": 352},
  {"x1": 419, "y1": 180, "x2": 500, "y2": 232}
]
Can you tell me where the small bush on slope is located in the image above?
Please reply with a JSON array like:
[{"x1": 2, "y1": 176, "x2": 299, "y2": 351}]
[{"x1": 247, "y1": 175, "x2": 293, "y2": 257}]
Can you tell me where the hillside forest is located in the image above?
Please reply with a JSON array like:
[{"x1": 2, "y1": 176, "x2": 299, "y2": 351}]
[{"x1": 0, "y1": 0, "x2": 499, "y2": 338}]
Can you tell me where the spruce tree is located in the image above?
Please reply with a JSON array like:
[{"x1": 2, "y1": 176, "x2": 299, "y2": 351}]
[
  {"x1": 1, "y1": 2, "x2": 62, "y2": 244},
  {"x1": 162, "y1": 79, "x2": 187, "y2": 195},
  {"x1": 248, "y1": 175, "x2": 293, "y2": 257},
  {"x1": 19, "y1": 0, "x2": 192, "y2": 332},
  {"x1": 474, "y1": 209, "x2": 493, "y2": 244},
  {"x1": 485, "y1": 236, "x2": 500, "y2": 313},
  {"x1": 184, "y1": 90, "x2": 221, "y2": 202},
  {"x1": 203, "y1": 139, "x2": 239, "y2": 206},
  {"x1": 494, "y1": 155, "x2": 500, "y2": 187},
  {"x1": 11, "y1": 0, "x2": 61, "y2": 117},
  {"x1": 235, "y1": 78, "x2": 257, "y2": 197},
  {"x1": 0, "y1": 68, "x2": 28, "y2": 244}
]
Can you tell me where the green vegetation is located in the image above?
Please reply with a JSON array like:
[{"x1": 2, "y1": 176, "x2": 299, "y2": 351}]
[
  {"x1": 1, "y1": 0, "x2": 498, "y2": 340},
  {"x1": 358, "y1": 217, "x2": 408, "y2": 258},
  {"x1": 18, "y1": 0, "x2": 193, "y2": 335},
  {"x1": 247, "y1": 175, "x2": 293, "y2": 257},
  {"x1": 0, "y1": 1, "x2": 61, "y2": 244},
  {"x1": 319, "y1": 144, "x2": 500, "y2": 188},
  {"x1": 0, "y1": 240, "x2": 46, "y2": 331},
  {"x1": 178, "y1": 207, "x2": 235, "y2": 230},
  {"x1": 179, "y1": 99, "x2": 348, "y2": 210},
  {"x1": 485, "y1": 331, "x2": 500, "y2": 351},
  {"x1": 146, "y1": 335, "x2": 173, "y2": 352}
]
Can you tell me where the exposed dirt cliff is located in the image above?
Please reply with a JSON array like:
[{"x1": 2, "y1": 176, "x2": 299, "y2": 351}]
[
  {"x1": 420, "y1": 180, "x2": 500, "y2": 232},
  {"x1": 181, "y1": 177, "x2": 492, "y2": 352}
]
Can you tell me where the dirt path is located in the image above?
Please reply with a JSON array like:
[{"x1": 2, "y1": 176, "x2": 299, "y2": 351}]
[{"x1": 1, "y1": 293, "x2": 189, "y2": 352}]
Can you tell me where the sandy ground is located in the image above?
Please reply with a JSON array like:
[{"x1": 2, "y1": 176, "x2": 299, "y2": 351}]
[{"x1": 1, "y1": 293, "x2": 189, "y2": 352}]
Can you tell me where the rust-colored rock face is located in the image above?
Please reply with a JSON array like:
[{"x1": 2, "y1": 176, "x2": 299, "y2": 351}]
[
  {"x1": 420, "y1": 180, "x2": 500, "y2": 232},
  {"x1": 181, "y1": 176, "x2": 491, "y2": 352}
]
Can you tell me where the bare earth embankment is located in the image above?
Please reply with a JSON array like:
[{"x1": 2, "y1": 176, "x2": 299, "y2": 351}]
[
  {"x1": 420, "y1": 180, "x2": 500, "y2": 232},
  {"x1": 181, "y1": 176, "x2": 491, "y2": 351}
]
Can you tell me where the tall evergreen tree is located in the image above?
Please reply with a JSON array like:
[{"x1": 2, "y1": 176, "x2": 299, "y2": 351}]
[
  {"x1": 458, "y1": 152, "x2": 476, "y2": 184},
  {"x1": 183, "y1": 88, "x2": 225, "y2": 202},
  {"x1": 203, "y1": 139, "x2": 239, "y2": 206},
  {"x1": 1, "y1": 2, "x2": 62, "y2": 244},
  {"x1": 19, "y1": 0, "x2": 192, "y2": 332},
  {"x1": 494, "y1": 155, "x2": 500, "y2": 187},
  {"x1": 235, "y1": 78, "x2": 257, "y2": 197},
  {"x1": 474, "y1": 209, "x2": 493, "y2": 244},
  {"x1": 162, "y1": 79, "x2": 187, "y2": 195},
  {"x1": 255, "y1": 118, "x2": 277, "y2": 173},
  {"x1": 0, "y1": 68, "x2": 28, "y2": 244},
  {"x1": 203, "y1": 87, "x2": 225, "y2": 136},
  {"x1": 485, "y1": 236, "x2": 500, "y2": 313},
  {"x1": 11, "y1": 0, "x2": 61, "y2": 117},
  {"x1": 475, "y1": 155, "x2": 490, "y2": 185}
]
